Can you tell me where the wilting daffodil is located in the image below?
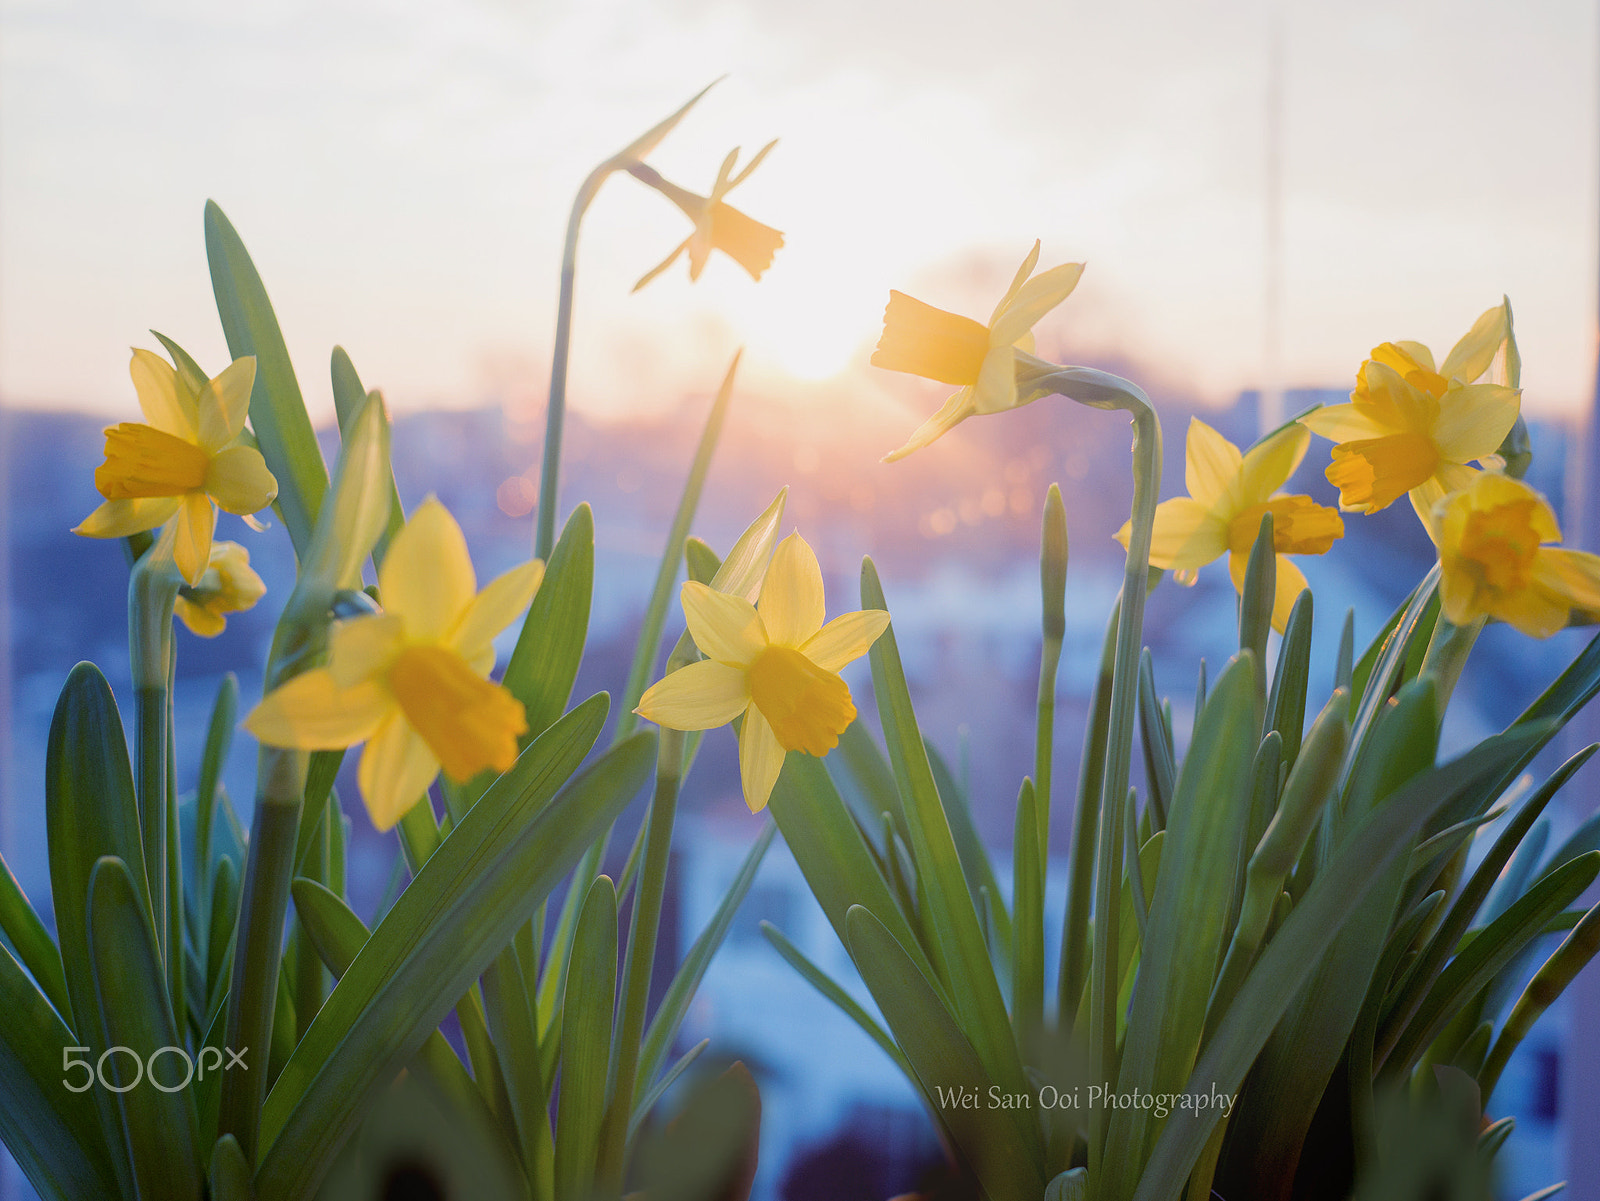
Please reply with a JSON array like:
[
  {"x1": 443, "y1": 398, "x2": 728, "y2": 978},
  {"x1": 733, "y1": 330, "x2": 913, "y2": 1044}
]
[
  {"x1": 1434, "y1": 472, "x2": 1600, "y2": 639},
  {"x1": 635, "y1": 532, "x2": 889, "y2": 813},
  {"x1": 871, "y1": 242, "x2": 1084, "y2": 461},
  {"x1": 174, "y1": 540, "x2": 266, "y2": 637},
  {"x1": 1299, "y1": 301, "x2": 1519, "y2": 520},
  {"x1": 246, "y1": 499, "x2": 544, "y2": 831},
  {"x1": 74, "y1": 349, "x2": 277, "y2": 586},
  {"x1": 629, "y1": 141, "x2": 784, "y2": 290},
  {"x1": 1118, "y1": 419, "x2": 1343, "y2": 632}
]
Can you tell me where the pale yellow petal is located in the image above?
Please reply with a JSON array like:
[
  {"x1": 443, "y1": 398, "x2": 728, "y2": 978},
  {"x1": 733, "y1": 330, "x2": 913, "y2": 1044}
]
[
  {"x1": 358, "y1": 714, "x2": 441, "y2": 832},
  {"x1": 1184, "y1": 419, "x2": 1243, "y2": 508},
  {"x1": 883, "y1": 388, "x2": 977, "y2": 462},
  {"x1": 635, "y1": 660, "x2": 751, "y2": 731},
  {"x1": 632, "y1": 238, "x2": 690, "y2": 293},
  {"x1": 801, "y1": 609, "x2": 892, "y2": 673},
  {"x1": 173, "y1": 597, "x2": 226, "y2": 638},
  {"x1": 450, "y1": 560, "x2": 544, "y2": 662},
  {"x1": 205, "y1": 445, "x2": 279, "y2": 514},
  {"x1": 972, "y1": 346, "x2": 1020, "y2": 416},
  {"x1": 174, "y1": 492, "x2": 215, "y2": 587},
  {"x1": 1534, "y1": 548, "x2": 1600, "y2": 613},
  {"x1": 1237, "y1": 423, "x2": 1310, "y2": 505},
  {"x1": 73, "y1": 496, "x2": 181, "y2": 539},
  {"x1": 327, "y1": 614, "x2": 406, "y2": 688},
  {"x1": 1136, "y1": 497, "x2": 1229, "y2": 571},
  {"x1": 1494, "y1": 584, "x2": 1572, "y2": 640},
  {"x1": 245, "y1": 668, "x2": 391, "y2": 749},
  {"x1": 758, "y1": 533, "x2": 826, "y2": 647},
  {"x1": 738, "y1": 706, "x2": 787, "y2": 814},
  {"x1": 1269, "y1": 556, "x2": 1309, "y2": 634},
  {"x1": 1430, "y1": 384, "x2": 1521, "y2": 464},
  {"x1": 196, "y1": 357, "x2": 258, "y2": 451},
  {"x1": 1409, "y1": 464, "x2": 1480, "y2": 542},
  {"x1": 990, "y1": 261, "x2": 1084, "y2": 348},
  {"x1": 1439, "y1": 301, "x2": 1508, "y2": 384},
  {"x1": 1389, "y1": 340, "x2": 1437, "y2": 375},
  {"x1": 681, "y1": 581, "x2": 767, "y2": 667},
  {"x1": 130, "y1": 348, "x2": 197, "y2": 441},
  {"x1": 1297, "y1": 403, "x2": 1390, "y2": 443},
  {"x1": 380, "y1": 498, "x2": 476, "y2": 638},
  {"x1": 988, "y1": 241, "x2": 1042, "y2": 325},
  {"x1": 711, "y1": 487, "x2": 787, "y2": 604},
  {"x1": 1438, "y1": 553, "x2": 1480, "y2": 628}
]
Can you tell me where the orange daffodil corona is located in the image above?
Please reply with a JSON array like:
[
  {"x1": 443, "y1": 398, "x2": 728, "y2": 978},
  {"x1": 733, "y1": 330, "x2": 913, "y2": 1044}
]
[
  {"x1": 246, "y1": 499, "x2": 544, "y2": 832},
  {"x1": 635, "y1": 532, "x2": 890, "y2": 813},
  {"x1": 1119, "y1": 420, "x2": 1344, "y2": 633},
  {"x1": 629, "y1": 142, "x2": 785, "y2": 291},
  {"x1": 871, "y1": 242, "x2": 1084, "y2": 462},
  {"x1": 1298, "y1": 302, "x2": 1520, "y2": 520},
  {"x1": 74, "y1": 349, "x2": 278, "y2": 586}
]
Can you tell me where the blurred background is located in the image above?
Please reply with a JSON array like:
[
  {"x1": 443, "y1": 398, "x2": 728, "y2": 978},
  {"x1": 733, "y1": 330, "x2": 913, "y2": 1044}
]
[{"x1": 3, "y1": 1, "x2": 1599, "y2": 1198}]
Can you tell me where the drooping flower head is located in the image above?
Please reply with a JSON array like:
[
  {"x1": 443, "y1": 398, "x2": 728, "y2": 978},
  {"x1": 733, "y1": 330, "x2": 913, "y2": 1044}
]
[
  {"x1": 174, "y1": 540, "x2": 266, "y2": 637},
  {"x1": 74, "y1": 349, "x2": 278, "y2": 586},
  {"x1": 870, "y1": 242, "x2": 1084, "y2": 461},
  {"x1": 635, "y1": 532, "x2": 890, "y2": 813},
  {"x1": 1298, "y1": 302, "x2": 1519, "y2": 521},
  {"x1": 1434, "y1": 472, "x2": 1600, "y2": 639},
  {"x1": 629, "y1": 142, "x2": 784, "y2": 290},
  {"x1": 246, "y1": 499, "x2": 543, "y2": 831},
  {"x1": 1117, "y1": 419, "x2": 1344, "y2": 632}
]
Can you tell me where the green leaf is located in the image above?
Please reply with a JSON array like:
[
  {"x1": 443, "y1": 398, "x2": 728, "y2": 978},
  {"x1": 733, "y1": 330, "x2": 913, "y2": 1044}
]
[
  {"x1": 204, "y1": 200, "x2": 328, "y2": 556},
  {"x1": 1265, "y1": 587, "x2": 1313, "y2": 769},
  {"x1": 196, "y1": 672, "x2": 238, "y2": 894},
  {"x1": 209, "y1": 1133, "x2": 254, "y2": 1201},
  {"x1": 928, "y1": 740, "x2": 1010, "y2": 954},
  {"x1": 846, "y1": 905, "x2": 1045, "y2": 1199},
  {"x1": 0, "y1": 851, "x2": 70, "y2": 1024},
  {"x1": 253, "y1": 704, "x2": 653, "y2": 1199},
  {"x1": 1237, "y1": 515, "x2": 1275, "y2": 699},
  {"x1": 87, "y1": 856, "x2": 204, "y2": 1200},
  {"x1": 301, "y1": 390, "x2": 393, "y2": 592},
  {"x1": 555, "y1": 875, "x2": 617, "y2": 1201},
  {"x1": 329, "y1": 347, "x2": 404, "y2": 566},
  {"x1": 503, "y1": 503, "x2": 594, "y2": 746},
  {"x1": 1138, "y1": 648, "x2": 1175, "y2": 828},
  {"x1": 1012, "y1": 780, "x2": 1044, "y2": 1042}
]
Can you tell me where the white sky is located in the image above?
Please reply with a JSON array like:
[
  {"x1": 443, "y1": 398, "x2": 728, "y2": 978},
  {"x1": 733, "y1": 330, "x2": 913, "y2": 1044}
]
[{"x1": 1, "y1": 0, "x2": 1596, "y2": 422}]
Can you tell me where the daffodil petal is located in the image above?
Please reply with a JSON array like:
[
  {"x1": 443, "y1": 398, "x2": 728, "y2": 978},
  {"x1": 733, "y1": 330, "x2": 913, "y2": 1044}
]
[
  {"x1": 73, "y1": 496, "x2": 181, "y2": 539},
  {"x1": 681, "y1": 581, "x2": 767, "y2": 667},
  {"x1": 738, "y1": 706, "x2": 787, "y2": 814},
  {"x1": 245, "y1": 668, "x2": 391, "y2": 749},
  {"x1": 205, "y1": 445, "x2": 279, "y2": 515},
  {"x1": 1139, "y1": 497, "x2": 1229, "y2": 571},
  {"x1": 1535, "y1": 548, "x2": 1600, "y2": 613},
  {"x1": 451, "y1": 560, "x2": 545, "y2": 662},
  {"x1": 380, "y1": 498, "x2": 476, "y2": 639},
  {"x1": 635, "y1": 660, "x2": 751, "y2": 731},
  {"x1": 1439, "y1": 301, "x2": 1509, "y2": 384},
  {"x1": 1185, "y1": 419, "x2": 1243, "y2": 508},
  {"x1": 990, "y1": 261, "x2": 1084, "y2": 348},
  {"x1": 1269, "y1": 555, "x2": 1309, "y2": 634},
  {"x1": 328, "y1": 614, "x2": 405, "y2": 688},
  {"x1": 130, "y1": 349, "x2": 198, "y2": 441},
  {"x1": 759, "y1": 533, "x2": 825, "y2": 646},
  {"x1": 1237, "y1": 424, "x2": 1309, "y2": 505},
  {"x1": 1297, "y1": 403, "x2": 1390, "y2": 443},
  {"x1": 989, "y1": 241, "x2": 1042, "y2": 325},
  {"x1": 197, "y1": 357, "x2": 258, "y2": 451},
  {"x1": 972, "y1": 346, "x2": 1021, "y2": 416},
  {"x1": 358, "y1": 714, "x2": 442, "y2": 832},
  {"x1": 801, "y1": 609, "x2": 892, "y2": 673},
  {"x1": 1385, "y1": 341, "x2": 1437, "y2": 375},
  {"x1": 633, "y1": 238, "x2": 690, "y2": 293},
  {"x1": 1409, "y1": 464, "x2": 1480, "y2": 541},
  {"x1": 174, "y1": 597, "x2": 226, "y2": 638},
  {"x1": 1430, "y1": 384, "x2": 1521, "y2": 463},
  {"x1": 883, "y1": 387, "x2": 977, "y2": 462},
  {"x1": 174, "y1": 492, "x2": 215, "y2": 587},
  {"x1": 1493, "y1": 583, "x2": 1572, "y2": 640}
]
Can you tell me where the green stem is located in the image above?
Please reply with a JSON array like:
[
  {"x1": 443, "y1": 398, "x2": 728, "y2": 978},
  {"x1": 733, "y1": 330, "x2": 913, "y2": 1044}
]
[
  {"x1": 1418, "y1": 613, "x2": 1484, "y2": 715},
  {"x1": 129, "y1": 551, "x2": 178, "y2": 967}
]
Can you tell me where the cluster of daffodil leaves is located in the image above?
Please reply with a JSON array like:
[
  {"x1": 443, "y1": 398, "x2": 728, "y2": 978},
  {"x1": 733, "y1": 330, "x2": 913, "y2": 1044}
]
[{"x1": 8, "y1": 76, "x2": 1600, "y2": 1201}]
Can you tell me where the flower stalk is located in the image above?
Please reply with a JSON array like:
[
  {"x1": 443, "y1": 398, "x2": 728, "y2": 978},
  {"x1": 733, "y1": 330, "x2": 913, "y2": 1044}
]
[{"x1": 129, "y1": 541, "x2": 180, "y2": 964}]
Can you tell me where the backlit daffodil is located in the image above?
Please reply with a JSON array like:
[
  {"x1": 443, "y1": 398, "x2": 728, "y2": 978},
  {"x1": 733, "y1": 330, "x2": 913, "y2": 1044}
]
[
  {"x1": 635, "y1": 532, "x2": 890, "y2": 813},
  {"x1": 871, "y1": 242, "x2": 1084, "y2": 462},
  {"x1": 629, "y1": 142, "x2": 784, "y2": 290},
  {"x1": 174, "y1": 541, "x2": 266, "y2": 637},
  {"x1": 246, "y1": 499, "x2": 544, "y2": 831},
  {"x1": 1435, "y1": 472, "x2": 1600, "y2": 639},
  {"x1": 1118, "y1": 419, "x2": 1344, "y2": 632},
  {"x1": 74, "y1": 350, "x2": 277, "y2": 586},
  {"x1": 1299, "y1": 302, "x2": 1520, "y2": 520}
]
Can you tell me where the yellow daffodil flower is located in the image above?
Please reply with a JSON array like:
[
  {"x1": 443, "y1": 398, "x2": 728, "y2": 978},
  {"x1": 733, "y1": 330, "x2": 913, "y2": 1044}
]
[
  {"x1": 629, "y1": 142, "x2": 784, "y2": 290},
  {"x1": 74, "y1": 349, "x2": 277, "y2": 587},
  {"x1": 635, "y1": 532, "x2": 890, "y2": 813},
  {"x1": 1117, "y1": 419, "x2": 1344, "y2": 632},
  {"x1": 245, "y1": 498, "x2": 543, "y2": 831},
  {"x1": 1298, "y1": 302, "x2": 1519, "y2": 520},
  {"x1": 870, "y1": 242, "x2": 1084, "y2": 462},
  {"x1": 173, "y1": 540, "x2": 266, "y2": 637},
  {"x1": 1434, "y1": 472, "x2": 1600, "y2": 639}
]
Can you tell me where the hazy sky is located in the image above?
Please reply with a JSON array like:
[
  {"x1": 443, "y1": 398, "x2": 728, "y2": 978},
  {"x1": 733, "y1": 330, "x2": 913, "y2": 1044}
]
[{"x1": 2, "y1": 0, "x2": 1595, "y2": 426}]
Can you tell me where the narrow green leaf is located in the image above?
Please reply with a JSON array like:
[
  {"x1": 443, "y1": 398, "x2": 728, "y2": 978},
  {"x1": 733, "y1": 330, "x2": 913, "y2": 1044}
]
[
  {"x1": 504, "y1": 503, "x2": 594, "y2": 745},
  {"x1": 1012, "y1": 780, "x2": 1044, "y2": 1044},
  {"x1": 0, "y1": 852, "x2": 70, "y2": 1023},
  {"x1": 204, "y1": 200, "x2": 328, "y2": 555},
  {"x1": 555, "y1": 875, "x2": 617, "y2": 1201},
  {"x1": 1265, "y1": 588, "x2": 1313, "y2": 769},
  {"x1": 1138, "y1": 648, "x2": 1175, "y2": 828},
  {"x1": 928, "y1": 740, "x2": 1011, "y2": 954},
  {"x1": 1237, "y1": 515, "x2": 1274, "y2": 699},
  {"x1": 761, "y1": 922, "x2": 911, "y2": 1079},
  {"x1": 196, "y1": 672, "x2": 238, "y2": 893},
  {"x1": 209, "y1": 1133, "x2": 254, "y2": 1201}
]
